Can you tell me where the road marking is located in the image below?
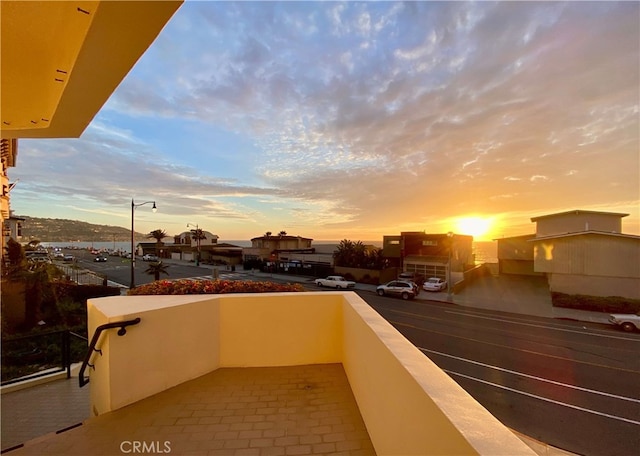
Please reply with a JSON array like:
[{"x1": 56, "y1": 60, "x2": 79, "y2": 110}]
[
  {"x1": 420, "y1": 347, "x2": 640, "y2": 404},
  {"x1": 378, "y1": 305, "x2": 638, "y2": 344},
  {"x1": 390, "y1": 321, "x2": 640, "y2": 374},
  {"x1": 444, "y1": 369, "x2": 640, "y2": 426}
]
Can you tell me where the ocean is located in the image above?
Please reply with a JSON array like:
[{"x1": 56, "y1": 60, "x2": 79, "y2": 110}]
[{"x1": 42, "y1": 239, "x2": 498, "y2": 264}]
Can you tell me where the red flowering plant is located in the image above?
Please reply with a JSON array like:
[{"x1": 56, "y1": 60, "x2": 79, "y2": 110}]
[{"x1": 128, "y1": 279, "x2": 305, "y2": 295}]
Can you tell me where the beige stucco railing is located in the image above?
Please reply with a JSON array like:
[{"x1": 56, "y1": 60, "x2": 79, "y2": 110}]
[{"x1": 86, "y1": 292, "x2": 534, "y2": 455}]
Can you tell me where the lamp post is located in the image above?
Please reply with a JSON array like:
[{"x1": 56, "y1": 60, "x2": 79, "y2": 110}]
[
  {"x1": 130, "y1": 199, "x2": 156, "y2": 289},
  {"x1": 447, "y1": 231, "x2": 454, "y2": 302},
  {"x1": 187, "y1": 222, "x2": 200, "y2": 266}
]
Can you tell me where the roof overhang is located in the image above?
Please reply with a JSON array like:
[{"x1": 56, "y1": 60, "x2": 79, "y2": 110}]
[
  {"x1": 1, "y1": 0, "x2": 182, "y2": 139},
  {"x1": 528, "y1": 231, "x2": 640, "y2": 241},
  {"x1": 530, "y1": 210, "x2": 629, "y2": 222}
]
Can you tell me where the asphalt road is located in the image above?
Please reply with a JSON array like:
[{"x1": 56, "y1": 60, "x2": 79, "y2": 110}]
[
  {"x1": 363, "y1": 294, "x2": 640, "y2": 456},
  {"x1": 65, "y1": 253, "x2": 640, "y2": 455}
]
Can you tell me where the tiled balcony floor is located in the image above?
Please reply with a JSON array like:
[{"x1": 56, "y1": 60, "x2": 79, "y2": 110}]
[{"x1": 9, "y1": 363, "x2": 376, "y2": 455}]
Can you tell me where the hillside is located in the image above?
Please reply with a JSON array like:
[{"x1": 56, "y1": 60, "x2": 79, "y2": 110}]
[{"x1": 16, "y1": 216, "x2": 146, "y2": 242}]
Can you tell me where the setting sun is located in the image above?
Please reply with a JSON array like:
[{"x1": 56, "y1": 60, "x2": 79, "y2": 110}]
[{"x1": 455, "y1": 216, "x2": 493, "y2": 239}]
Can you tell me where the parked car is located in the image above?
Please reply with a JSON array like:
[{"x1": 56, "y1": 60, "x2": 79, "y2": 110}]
[
  {"x1": 142, "y1": 254, "x2": 159, "y2": 262},
  {"x1": 608, "y1": 312, "x2": 640, "y2": 332},
  {"x1": 376, "y1": 280, "x2": 418, "y2": 300},
  {"x1": 94, "y1": 255, "x2": 108, "y2": 262},
  {"x1": 63, "y1": 254, "x2": 74, "y2": 263},
  {"x1": 314, "y1": 276, "x2": 356, "y2": 289},
  {"x1": 423, "y1": 277, "x2": 447, "y2": 292},
  {"x1": 398, "y1": 271, "x2": 424, "y2": 286}
]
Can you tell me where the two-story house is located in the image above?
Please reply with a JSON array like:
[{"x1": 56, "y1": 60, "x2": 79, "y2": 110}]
[
  {"x1": 383, "y1": 232, "x2": 474, "y2": 284},
  {"x1": 243, "y1": 234, "x2": 313, "y2": 262},
  {"x1": 497, "y1": 210, "x2": 640, "y2": 299}
]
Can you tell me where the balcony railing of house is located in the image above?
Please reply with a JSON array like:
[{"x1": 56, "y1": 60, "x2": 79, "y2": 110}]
[
  {"x1": 78, "y1": 317, "x2": 141, "y2": 387},
  {"x1": 1, "y1": 330, "x2": 87, "y2": 386},
  {"x1": 83, "y1": 292, "x2": 535, "y2": 455}
]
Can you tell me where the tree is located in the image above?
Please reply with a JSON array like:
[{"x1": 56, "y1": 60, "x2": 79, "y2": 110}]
[
  {"x1": 333, "y1": 239, "x2": 384, "y2": 269},
  {"x1": 278, "y1": 231, "x2": 287, "y2": 237},
  {"x1": 264, "y1": 231, "x2": 272, "y2": 237},
  {"x1": 146, "y1": 229, "x2": 167, "y2": 257},
  {"x1": 144, "y1": 261, "x2": 169, "y2": 281},
  {"x1": 189, "y1": 228, "x2": 207, "y2": 266},
  {"x1": 4, "y1": 238, "x2": 25, "y2": 278}
]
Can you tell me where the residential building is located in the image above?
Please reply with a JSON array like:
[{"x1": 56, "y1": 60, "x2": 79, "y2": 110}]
[
  {"x1": 497, "y1": 210, "x2": 640, "y2": 299},
  {"x1": 1, "y1": 139, "x2": 18, "y2": 259},
  {"x1": 0, "y1": 2, "x2": 534, "y2": 453},
  {"x1": 495, "y1": 234, "x2": 540, "y2": 276},
  {"x1": 243, "y1": 234, "x2": 313, "y2": 262},
  {"x1": 168, "y1": 231, "x2": 242, "y2": 265},
  {"x1": 383, "y1": 231, "x2": 474, "y2": 283}
]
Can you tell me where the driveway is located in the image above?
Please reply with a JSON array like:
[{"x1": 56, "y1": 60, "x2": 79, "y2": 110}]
[{"x1": 452, "y1": 274, "x2": 554, "y2": 318}]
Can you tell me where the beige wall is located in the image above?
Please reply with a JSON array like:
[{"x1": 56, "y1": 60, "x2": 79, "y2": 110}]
[
  {"x1": 533, "y1": 235, "x2": 640, "y2": 278},
  {"x1": 549, "y1": 274, "x2": 640, "y2": 299},
  {"x1": 535, "y1": 212, "x2": 623, "y2": 237},
  {"x1": 218, "y1": 293, "x2": 343, "y2": 366},
  {"x1": 499, "y1": 259, "x2": 540, "y2": 276},
  {"x1": 86, "y1": 292, "x2": 535, "y2": 455}
]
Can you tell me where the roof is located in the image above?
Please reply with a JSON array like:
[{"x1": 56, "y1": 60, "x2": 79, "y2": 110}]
[
  {"x1": 493, "y1": 234, "x2": 536, "y2": 241},
  {"x1": 1, "y1": 0, "x2": 182, "y2": 139},
  {"x1": 530, "y1": 210, "x2": 629, "y2": 222},
  {"x1": 251, "y1": 235, "x2": 313, "y2": 241},
  {"x1": 529, "y1": 231, "x2": 640, "y2": 241}
]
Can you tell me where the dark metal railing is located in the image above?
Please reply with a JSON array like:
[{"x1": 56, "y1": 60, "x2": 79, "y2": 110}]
[
  {"x1": 78, "y1": 318, "x2": 141, "y2": 387},
  {"x1": 1, "y1": 330, "x2": 87, "y2": 386}
]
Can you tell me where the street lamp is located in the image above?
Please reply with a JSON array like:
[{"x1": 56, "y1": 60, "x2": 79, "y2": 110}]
[
  {"x1": 187, "y1": 222, "x2": 201, "y2": 266},
  {"x1": 447, "y1": 231, "x2": 454, "y2": 302},
  {"x1": 130, "y1": 199, "x2": 157, "y2": 289}
]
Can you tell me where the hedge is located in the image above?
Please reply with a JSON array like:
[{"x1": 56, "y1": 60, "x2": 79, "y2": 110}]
[
  {"x1": 128, "y1": 279, "x2": 305, "y2": 295},
  {"x1": 552, "y1": 292, "x2": 640, "y2": 314}
]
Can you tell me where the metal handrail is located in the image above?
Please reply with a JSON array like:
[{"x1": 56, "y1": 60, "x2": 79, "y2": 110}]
[{"x1": 78, "y1": 318, "x2": 141, "y2": 387}]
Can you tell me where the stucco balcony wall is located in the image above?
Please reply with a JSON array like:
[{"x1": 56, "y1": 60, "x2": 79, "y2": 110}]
[{"x1": 86, "y1": 292, "x2": 533, "y2": 455}]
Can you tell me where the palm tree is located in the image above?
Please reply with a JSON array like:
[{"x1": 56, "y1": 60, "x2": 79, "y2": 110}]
[
  {"x1": 144, "y1": 261, "x2": 169, "y2": 281},
  {"x1": 264, "y1": 231, "x2": 272, "y2": 237},
  {"x1": 278, "y1": 230, "x2": 287, "y2": 237},
  {"x1": 189, "y1": 228, "x2": 207, "y2": 266},
  {"x1": 334, "y1": 239, "x2": 354, "y2": 267},
  {"x1": 146, "y1": 229, "x2": 167, "y2": 257}
]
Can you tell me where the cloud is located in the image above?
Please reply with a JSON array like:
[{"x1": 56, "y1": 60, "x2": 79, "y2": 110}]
[{"x1": 11, "y1": 1, "x2": 640, "y2": 239}]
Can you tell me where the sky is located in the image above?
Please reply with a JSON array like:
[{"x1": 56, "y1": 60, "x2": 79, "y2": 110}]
[{"x1": 11, "y1": 1, "x2": 640, "y2": 242}]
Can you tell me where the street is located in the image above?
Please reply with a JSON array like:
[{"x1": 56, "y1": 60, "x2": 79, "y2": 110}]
[
  {"x1": 364, "y1": 294, "x2": 640, "y2": 456},
  {"x1": 69, "y1": 253, "x2": 640, "y2": 455}
]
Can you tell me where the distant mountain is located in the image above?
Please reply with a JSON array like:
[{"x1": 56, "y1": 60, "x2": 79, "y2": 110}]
[{"x1": 16, "y1": 216, "x2": 146, "y2": 242}]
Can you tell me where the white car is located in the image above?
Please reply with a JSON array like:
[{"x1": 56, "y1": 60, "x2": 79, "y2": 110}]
[
  {"x1": 376, "y1": 280, "x2": 417, "y2": 300},
  {"x1": 142, "y1": 254, "x2": 159, "y2": 262},
  {"x1": 314, "y1": 276, "x2": 356, "y2": 289},
  {"x1": 422, "y1": 277, "x2": 447, "y2": 292},
  {"x1": 608, "y1": 312, "x2": 640, "y2": 332}
]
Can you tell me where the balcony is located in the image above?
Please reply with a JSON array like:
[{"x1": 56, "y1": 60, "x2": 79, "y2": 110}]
[{"x1": 9, "y1": 292, "x2": 534, "y2": 455}]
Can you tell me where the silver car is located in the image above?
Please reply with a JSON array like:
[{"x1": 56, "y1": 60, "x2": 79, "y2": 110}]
[{"x1": 376, "y1": 280, "x2": 417, "y2": 300}]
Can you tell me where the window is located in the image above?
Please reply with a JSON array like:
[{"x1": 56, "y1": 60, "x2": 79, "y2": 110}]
[
  {"x1": 389, "y1": 240, "x2": 400, "y2": 245},
  {"x1": 422, "y1": 240, "x2": 437, "y2": 246}
]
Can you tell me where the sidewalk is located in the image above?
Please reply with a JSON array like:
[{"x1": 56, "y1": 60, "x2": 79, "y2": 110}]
[{"x1": 228, "y1": 268, "x2": 613, "y2": 325}]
